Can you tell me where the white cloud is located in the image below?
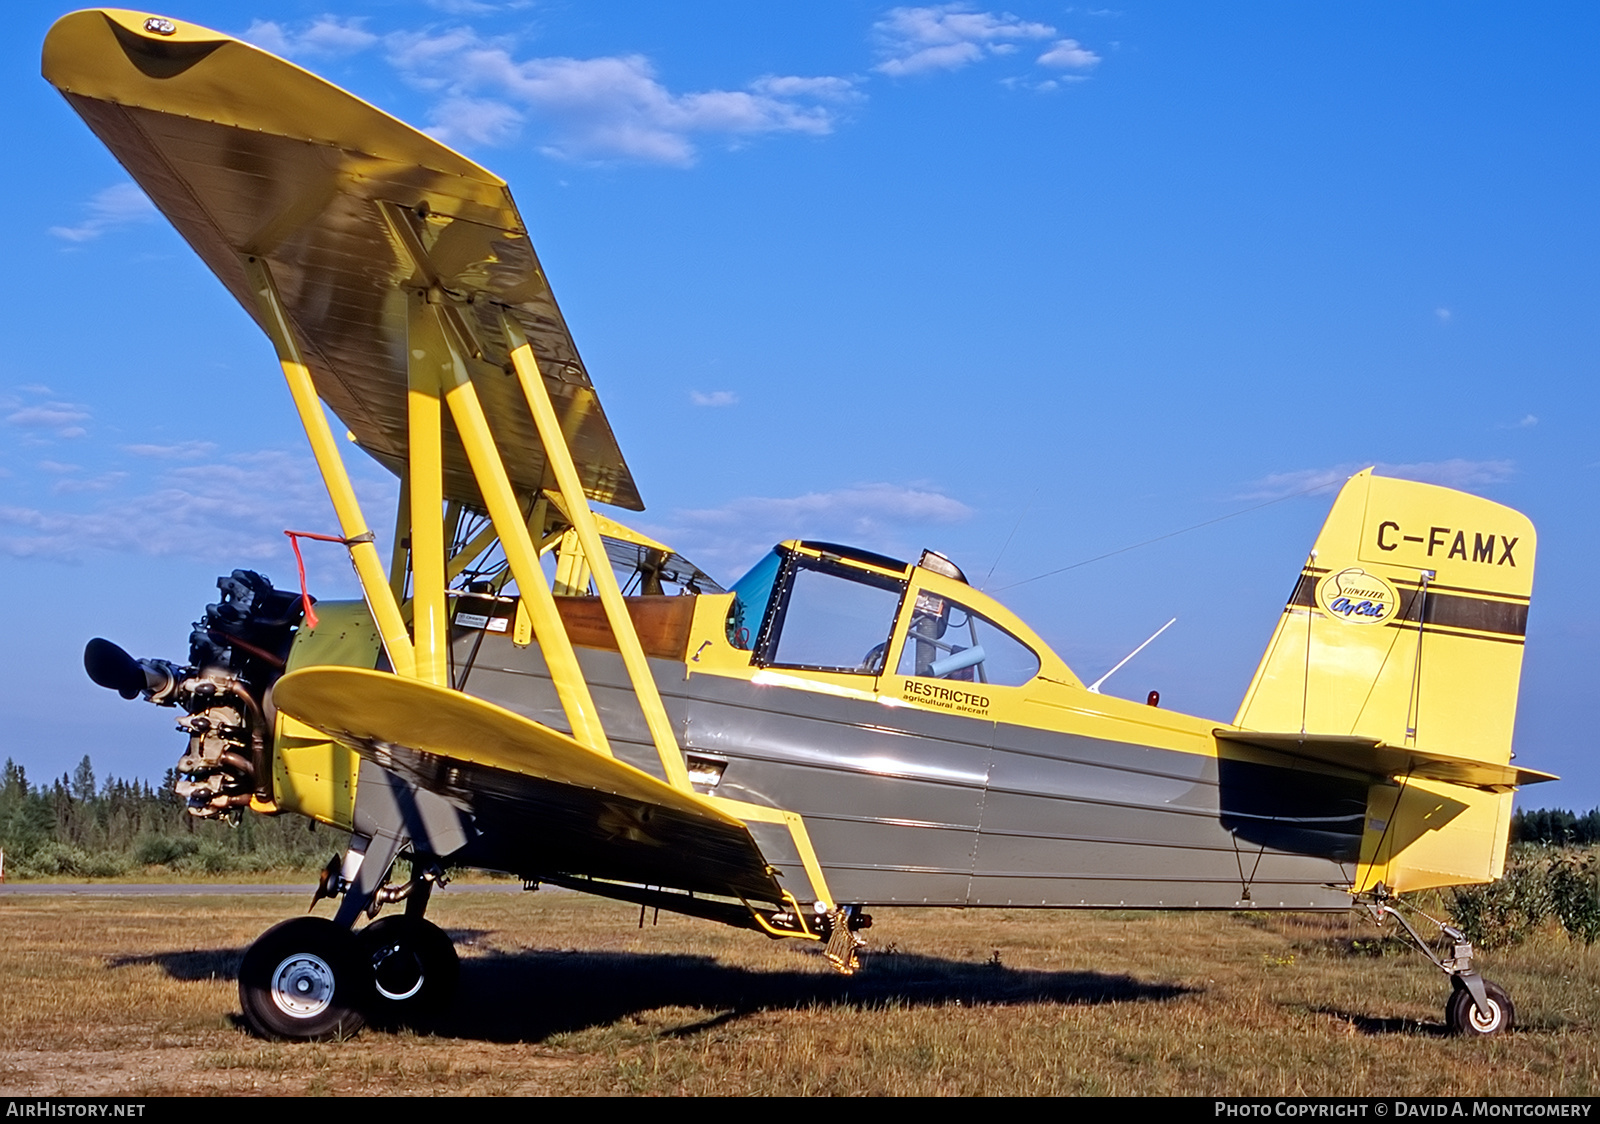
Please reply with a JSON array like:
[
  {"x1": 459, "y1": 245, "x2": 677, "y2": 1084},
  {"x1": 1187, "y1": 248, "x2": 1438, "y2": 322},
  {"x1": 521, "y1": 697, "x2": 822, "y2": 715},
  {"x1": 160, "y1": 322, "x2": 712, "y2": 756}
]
[
  {"x1": 48, "y1": 182, "x2": 157, "y2": 243},
  {"x1": 874, "y1": 5, "x2": 1057, "y2": 76},
  {"x1": 1037, "y1": 38, "x2": 1100, "y2": 69},
  {"x1": 1370, "y1": 459, "x2": 1518, "y2": 489},
  {"x1": 644, "y1": 482, "x2": 974, "y2": 579},
  {"x1": 1239, "y1": 459, "x2": 1516, "y2": 501},
  {"x1": 426, "y1": 96, "x2": 527, "y2": 148},
  {"x1": 425, "y1": 0, "x2": 516, "y2": 14},
  {"x1": 241, "y1": 16, "x2": 378, "y2": 60},
  {"x1": 6, "y1": 402, "x2": 89, "y2": 438},
  {"x1": 52, "y1": 471, "x2": 127, "y2": 496},
  {"x1": 1435, "y1": 307, "x2": 1452, "y2": 322},
  {"x1": 676, "y1": 483, "x2": 972, "y2": 528},
  {"x1": 0, "y1": 448, "x2": 396, "y2": 592},
  {"x1": 1001, "y1": 75, "x2": 1087, "y2": 93},
  {"x1": 387, "y1": 31, "x2": 856, "y2": 165},
  {"x1": 690, "y1": 390, "x2": 739, "y2": 407},
  {"x1": 120, "y1": 441, "x2": 220, "y2": 459},
  {"x1": 750, "y1": 76, "x2": 860, "y2": 101},
  {"x1": 227, "y1": 15, "x2": 862, "y2": 166}
]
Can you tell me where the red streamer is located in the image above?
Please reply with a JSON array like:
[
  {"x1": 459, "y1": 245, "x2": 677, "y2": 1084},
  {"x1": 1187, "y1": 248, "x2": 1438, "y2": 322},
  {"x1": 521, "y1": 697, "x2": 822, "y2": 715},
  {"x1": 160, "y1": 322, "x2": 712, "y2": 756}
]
[{"x1": 283, "y1": 529, "x2": 349, "y2": 630}]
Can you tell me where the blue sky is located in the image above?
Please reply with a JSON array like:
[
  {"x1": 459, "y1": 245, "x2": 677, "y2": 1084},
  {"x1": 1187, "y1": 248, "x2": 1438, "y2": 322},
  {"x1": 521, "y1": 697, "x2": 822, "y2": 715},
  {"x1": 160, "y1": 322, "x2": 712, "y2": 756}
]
[{"x1": 3, "y1": 2, "x2": 1597, "y2": 807}]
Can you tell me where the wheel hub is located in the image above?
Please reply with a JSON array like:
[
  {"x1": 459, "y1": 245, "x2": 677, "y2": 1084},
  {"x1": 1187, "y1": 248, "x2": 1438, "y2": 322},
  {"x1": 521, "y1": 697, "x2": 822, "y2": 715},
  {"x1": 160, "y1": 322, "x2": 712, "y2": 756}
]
[
  {"x1": 270, "y1": 953, "x2": 336, "y2": 1018},
  {"x1": 1469, "y1": 999, "x2": 1503, "y2": 1033},
  {"x1": 372, "y1": 944, "x2": 426, "y2": 1002}
]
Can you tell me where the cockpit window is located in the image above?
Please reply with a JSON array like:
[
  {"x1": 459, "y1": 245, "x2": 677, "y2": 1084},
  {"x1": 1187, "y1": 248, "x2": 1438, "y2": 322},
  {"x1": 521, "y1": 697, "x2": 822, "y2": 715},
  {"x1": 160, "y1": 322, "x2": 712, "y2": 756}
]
[
  {"x1": 896, "y1": 590, "x2": 1040, "y2": 687},
  {"x1": 726, "y1": 550, "x2": 783, "y2": 649},
  {"x1": 764, "y1": 560, "x2": 905, "y2": 674}
]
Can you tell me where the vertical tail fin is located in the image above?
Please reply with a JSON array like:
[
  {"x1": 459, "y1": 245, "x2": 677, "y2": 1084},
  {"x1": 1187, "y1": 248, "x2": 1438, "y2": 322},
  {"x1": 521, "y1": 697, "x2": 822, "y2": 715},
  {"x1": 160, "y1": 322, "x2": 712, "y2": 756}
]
[{"x1": 1234, "y1": 469, "x2": 1536, "y2": 891}]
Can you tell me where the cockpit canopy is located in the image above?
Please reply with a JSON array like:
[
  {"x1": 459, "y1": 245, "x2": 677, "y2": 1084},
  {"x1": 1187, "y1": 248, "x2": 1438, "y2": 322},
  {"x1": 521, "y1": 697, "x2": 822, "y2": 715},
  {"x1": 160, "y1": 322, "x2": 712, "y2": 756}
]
[{"x1": 726, "y1": 541, "x2": 1044, "y2": 687}]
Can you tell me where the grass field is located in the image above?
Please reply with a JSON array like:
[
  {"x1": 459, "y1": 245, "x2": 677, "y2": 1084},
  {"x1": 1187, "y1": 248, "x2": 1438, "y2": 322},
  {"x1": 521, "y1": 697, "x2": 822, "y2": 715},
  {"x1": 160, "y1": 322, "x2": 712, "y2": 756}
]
[{"x1": 0, "y1": 890, "x2": 1596, "y2": 1096}]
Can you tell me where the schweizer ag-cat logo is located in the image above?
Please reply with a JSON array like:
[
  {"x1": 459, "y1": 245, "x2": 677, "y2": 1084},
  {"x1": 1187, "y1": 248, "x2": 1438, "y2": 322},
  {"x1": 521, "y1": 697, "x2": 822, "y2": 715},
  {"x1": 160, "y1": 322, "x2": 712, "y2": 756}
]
[{"x1": 1315, "y1": 567, "x2": 1400, "y2": 625}]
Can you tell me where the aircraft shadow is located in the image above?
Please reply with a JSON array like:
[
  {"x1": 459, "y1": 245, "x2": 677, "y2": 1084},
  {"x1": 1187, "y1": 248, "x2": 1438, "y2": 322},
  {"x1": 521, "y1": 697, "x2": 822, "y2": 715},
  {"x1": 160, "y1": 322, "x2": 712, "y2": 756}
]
[
  {"x1": 103, "y1": 929, "x2": 498, "y2": 981},
  {"x1": 1301, "y1": 1006, "x2": 1450, "y2": 1037},
  {"x1": 428, "y1": 944, "x2": 1191, "y2": 1043},
  {"x1": 110, "y1": 936, "x2": 1190, "y2": 1044},
  {"x1": 107, "y1": 947, "x2": 243, "y2": 980}
]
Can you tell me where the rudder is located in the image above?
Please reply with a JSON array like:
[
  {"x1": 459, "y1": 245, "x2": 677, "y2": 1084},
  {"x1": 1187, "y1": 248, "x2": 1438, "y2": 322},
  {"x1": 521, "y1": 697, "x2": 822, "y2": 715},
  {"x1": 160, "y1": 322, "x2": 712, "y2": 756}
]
[{"x1": 1234, "y1": 469, "x2": 1536, "y2": 891}]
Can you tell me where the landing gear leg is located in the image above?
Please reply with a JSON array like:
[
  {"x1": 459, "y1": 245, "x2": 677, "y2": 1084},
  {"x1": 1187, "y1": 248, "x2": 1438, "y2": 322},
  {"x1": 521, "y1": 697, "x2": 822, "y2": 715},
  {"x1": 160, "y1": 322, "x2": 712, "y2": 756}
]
[
  {"x1": 235, "y1": 830, "x2": 402, "y2": 1041},
  {"x1": 239, "y1": 760, "x2": 470, "y2": 1039},
  {"x1": 331, "y1": 829, "x2": 406, "y2": 928},
  {"x1": 1360, "y1": 889, "x2": 1514, "y2": 1037}
]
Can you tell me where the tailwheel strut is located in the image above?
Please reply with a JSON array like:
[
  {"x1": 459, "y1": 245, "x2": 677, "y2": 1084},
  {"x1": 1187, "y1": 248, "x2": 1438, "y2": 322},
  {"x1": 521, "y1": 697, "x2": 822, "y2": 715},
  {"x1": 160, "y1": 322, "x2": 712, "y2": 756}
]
[{"x1": 1358, "y1": 887, "x2": 1513, "y2": 1037}]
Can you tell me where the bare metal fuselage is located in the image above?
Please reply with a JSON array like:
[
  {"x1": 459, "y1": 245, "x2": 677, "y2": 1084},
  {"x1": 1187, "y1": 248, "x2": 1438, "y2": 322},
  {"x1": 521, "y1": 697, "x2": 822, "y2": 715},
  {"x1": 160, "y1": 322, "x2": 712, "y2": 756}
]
[{"x1": 452, "y1": 628, "x2": 1357, "y2": 911}]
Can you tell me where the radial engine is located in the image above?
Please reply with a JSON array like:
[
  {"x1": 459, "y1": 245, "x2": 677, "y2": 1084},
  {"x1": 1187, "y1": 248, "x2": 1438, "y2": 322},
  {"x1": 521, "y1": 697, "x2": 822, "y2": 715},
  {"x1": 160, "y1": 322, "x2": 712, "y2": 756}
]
[{"x1": 84, "y1": 571, "x2": 305, "y2": 819}]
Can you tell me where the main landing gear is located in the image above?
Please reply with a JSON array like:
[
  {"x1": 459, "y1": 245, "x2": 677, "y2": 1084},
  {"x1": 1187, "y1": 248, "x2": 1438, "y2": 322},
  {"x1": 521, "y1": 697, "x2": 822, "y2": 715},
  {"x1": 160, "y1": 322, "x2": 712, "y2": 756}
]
[
  {"x1": 359, "y1": 915, "x2": 460, "y2": 1029},
  {"x1": 239, "y1": 917, "x2": 369, "y2": 1041},
  {"x1": 237, "y1": 854, "x2": 461, "y2": 1041},
  {"x1": 1361, "y1": 889, "x2": 1514, "y2": 1037}
]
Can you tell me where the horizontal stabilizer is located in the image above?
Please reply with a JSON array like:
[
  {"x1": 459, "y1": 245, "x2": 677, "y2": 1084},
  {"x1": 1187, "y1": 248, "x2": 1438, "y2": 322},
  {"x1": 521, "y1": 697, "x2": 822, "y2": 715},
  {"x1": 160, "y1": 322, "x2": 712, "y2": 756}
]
[{"x1": 1214, "y1": 729, "x2": 1557, "y2": 791}]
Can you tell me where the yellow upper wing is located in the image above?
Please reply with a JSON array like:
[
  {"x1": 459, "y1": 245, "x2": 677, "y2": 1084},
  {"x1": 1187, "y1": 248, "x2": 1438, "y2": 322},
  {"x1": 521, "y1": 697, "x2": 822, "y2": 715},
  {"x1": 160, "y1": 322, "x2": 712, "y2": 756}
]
[{"x1": 43, "y1": 8, "x2": 643, "y2": 511}]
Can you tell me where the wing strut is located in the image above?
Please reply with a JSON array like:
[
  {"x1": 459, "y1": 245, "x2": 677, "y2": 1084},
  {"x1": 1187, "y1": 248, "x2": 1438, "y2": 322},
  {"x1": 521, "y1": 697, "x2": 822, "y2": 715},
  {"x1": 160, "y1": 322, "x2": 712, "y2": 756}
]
[
  {"x1": 420, "y1": 293, "x2": 612, "y2": 754},
  {"x1": 406, "y1": 298, "x2": 450, "y2": 686},
  {"x1": 501, "y1": 314, "x2": 693, "y2": 791},
  {"x1": 243, "y1": 255, "x2": 417, "y2": 679}
]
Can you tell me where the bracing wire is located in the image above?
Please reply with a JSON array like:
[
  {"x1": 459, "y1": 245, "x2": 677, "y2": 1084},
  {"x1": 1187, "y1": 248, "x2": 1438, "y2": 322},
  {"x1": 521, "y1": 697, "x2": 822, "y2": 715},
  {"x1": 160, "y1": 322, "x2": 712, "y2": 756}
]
[
  {"x1": 980, "y1": 485, "x2": 1040, "y2": 592},
  {"x1": 992, "y1": 478, "x2": 1342, "y2": 593}
]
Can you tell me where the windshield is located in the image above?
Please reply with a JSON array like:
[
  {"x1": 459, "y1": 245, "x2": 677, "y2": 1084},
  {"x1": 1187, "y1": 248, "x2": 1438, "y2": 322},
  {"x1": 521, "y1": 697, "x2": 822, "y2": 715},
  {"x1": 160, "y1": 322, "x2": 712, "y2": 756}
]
[
  {"x1": 767, "y1": 562, "x2": 904, "y2": 673},
  {"x1": 725, "y1": 549, "x2": 783, "y2": 649}
]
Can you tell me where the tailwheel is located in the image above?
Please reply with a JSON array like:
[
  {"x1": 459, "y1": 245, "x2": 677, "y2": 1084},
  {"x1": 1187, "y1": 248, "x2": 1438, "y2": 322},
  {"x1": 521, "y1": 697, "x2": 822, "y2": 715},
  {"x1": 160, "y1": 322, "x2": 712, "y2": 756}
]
[
  {"x1": 1447, "y1": 978, "x2": 1514, "y2": 1037},
  {"x1": 357, "y1": 915, "x2": 460, "y2": 1028},
  {"x1": 239, "y1": 917, "x2": 368, "y2": 1040}
]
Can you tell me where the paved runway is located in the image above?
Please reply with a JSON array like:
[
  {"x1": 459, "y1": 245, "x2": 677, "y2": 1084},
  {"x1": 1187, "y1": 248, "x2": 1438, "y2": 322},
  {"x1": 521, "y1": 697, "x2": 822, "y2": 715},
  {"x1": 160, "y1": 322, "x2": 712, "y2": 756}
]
[{"x1": 0, "y1": 882, "x2": 530, "y2": 895}]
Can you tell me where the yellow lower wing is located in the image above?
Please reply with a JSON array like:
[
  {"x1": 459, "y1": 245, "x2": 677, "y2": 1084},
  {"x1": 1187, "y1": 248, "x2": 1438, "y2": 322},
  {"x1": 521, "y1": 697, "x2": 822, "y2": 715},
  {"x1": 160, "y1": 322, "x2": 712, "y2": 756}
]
[{"x1": 272, "y1": 666, "x2": 736, "y2": 827}]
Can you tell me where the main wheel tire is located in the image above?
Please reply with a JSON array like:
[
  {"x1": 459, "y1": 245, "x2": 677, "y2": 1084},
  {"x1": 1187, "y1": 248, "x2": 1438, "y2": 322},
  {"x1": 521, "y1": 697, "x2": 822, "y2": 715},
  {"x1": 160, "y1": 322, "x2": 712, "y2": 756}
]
[
  {"x1": 1447, "y1": 979, "x2": 1514, "y2": 1037},
  {"x1": 239, "y1": 917, "x2": 368, "y2": 1040},
  {"x1": 357, "y1": 915, "x2": 460, "y2": 1028}
]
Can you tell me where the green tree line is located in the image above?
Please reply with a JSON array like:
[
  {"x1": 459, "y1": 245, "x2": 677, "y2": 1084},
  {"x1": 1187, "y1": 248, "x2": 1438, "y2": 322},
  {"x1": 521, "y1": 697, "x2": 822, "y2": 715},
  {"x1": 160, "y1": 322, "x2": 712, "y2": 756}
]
[
  {"x1": 0, "y1": 755, "x2": 342, "y2": 879},
  {"x1": 2, "y1": 752, "x2": 1594, "y2": 883},
  {"x1": 1510, "y1": 806, "x2": 1600, "y2": 846}
]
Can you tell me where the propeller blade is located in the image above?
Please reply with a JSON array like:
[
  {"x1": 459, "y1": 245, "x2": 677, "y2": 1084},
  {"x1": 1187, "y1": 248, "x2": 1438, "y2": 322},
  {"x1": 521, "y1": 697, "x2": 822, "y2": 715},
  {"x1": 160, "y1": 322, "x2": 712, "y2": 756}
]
[{"x1": 84, "y1": 638, "x2": 149, "y2": 699}]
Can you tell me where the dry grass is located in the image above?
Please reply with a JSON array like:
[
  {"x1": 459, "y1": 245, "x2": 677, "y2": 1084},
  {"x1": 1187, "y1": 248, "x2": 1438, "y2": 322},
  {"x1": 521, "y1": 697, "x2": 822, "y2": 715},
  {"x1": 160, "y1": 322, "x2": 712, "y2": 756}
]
[{"x1": 0, "y1": 891, "x2": 1596, "y2": 1096}]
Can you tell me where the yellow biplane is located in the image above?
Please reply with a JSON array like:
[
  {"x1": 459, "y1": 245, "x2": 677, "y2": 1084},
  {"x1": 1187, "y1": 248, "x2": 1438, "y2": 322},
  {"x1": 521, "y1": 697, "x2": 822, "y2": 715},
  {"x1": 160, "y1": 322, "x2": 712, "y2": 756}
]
[{"x1": 53, "y1": 9, "x2": 1553, "y2": 1040}]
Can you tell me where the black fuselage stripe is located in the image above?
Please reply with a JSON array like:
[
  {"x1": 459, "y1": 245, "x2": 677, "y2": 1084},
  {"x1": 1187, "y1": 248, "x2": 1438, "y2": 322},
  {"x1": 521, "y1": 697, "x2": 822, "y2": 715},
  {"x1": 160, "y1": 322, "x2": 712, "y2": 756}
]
[
  {"x1": 1285, "y1": 579, "x2": 1527, "y2": 637},
  {"x1": 1294, "y1": 567, "x2": 1528, "y2": 605},
  {"x1": 1277, "y1": 607, "x2": 1526, "y2": 646},
  {"x1": 1387, "y1": 578, "x2": 1529, "y2": 603}
]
